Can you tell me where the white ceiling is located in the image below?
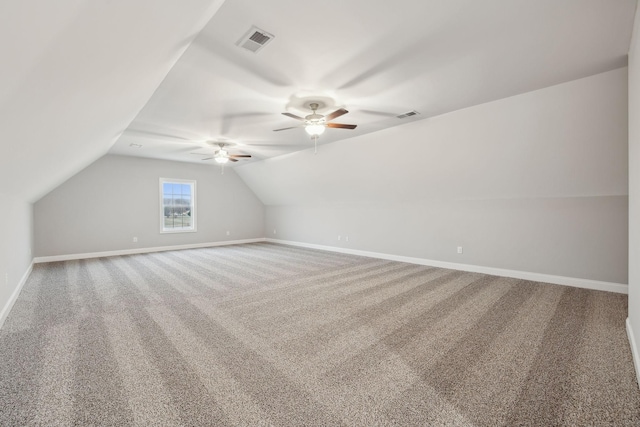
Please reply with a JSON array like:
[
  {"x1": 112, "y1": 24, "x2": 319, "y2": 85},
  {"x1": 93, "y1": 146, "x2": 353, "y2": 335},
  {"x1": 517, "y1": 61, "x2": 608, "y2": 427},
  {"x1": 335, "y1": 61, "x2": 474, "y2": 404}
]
[
  {"x1": 110, "y1": 0, "x2": 636, "y2": 165},
  {"x1": 0, "y1": 0, "x2": 225, "y2": 202},
  {"x1": 0, "y1": 0, "x2": 636, "y2": 202}
]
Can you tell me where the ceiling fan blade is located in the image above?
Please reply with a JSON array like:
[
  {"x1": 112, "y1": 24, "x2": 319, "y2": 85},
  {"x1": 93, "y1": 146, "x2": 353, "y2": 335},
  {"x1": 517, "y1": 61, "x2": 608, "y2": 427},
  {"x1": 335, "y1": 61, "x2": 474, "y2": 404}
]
[
  {"x1": 229, "y1": 158, "x2": 239, "y2": 162},
  {"x1": 201, "y1": 157, "x2": 213, "y2": 161},
  {"x1": 282, "y1": 112, "x2": 305, "y2": 121},
  {"x1": 273, "y1": 126, "x2": 299, "y2": 132},
  {"x1": 324, "y1": 108, "x2": 348, "y2": 122},
  {"x1": 230, "y1": 155, "x2": 251, "y2": 159},
  {"x1": 326, "y1": 123, "x2": 357, "y2": 129}
]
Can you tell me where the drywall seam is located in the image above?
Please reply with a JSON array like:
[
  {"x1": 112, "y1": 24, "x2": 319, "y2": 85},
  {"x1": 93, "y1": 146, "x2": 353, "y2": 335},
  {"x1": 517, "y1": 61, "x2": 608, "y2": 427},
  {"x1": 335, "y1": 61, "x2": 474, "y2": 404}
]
[
  {"x1": 0, "y1": 261, "x2": 34, "y2": 330},
  {"x1": 33, "y1": 238, "x2": 267, "y2": 263},
  {"x1": 266, "y1": 239, "x2": 628, "y2": 294},
  {"x1": 627, "y1": 318, "x2": 640, "y2": 390}
]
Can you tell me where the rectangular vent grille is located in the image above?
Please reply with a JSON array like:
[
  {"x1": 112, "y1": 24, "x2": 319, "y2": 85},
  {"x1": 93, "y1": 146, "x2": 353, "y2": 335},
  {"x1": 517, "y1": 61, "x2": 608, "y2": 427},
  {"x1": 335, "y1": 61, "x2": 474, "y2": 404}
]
[
  {"x1": 237, "y1": 26, "x2": 274, "y2": 53},
  {"x1": 249, "y1": 32, "x2": 271, "y2": 45},
  {"x1": 396, "y1": 110, "x2": 420, "y2": 119}
]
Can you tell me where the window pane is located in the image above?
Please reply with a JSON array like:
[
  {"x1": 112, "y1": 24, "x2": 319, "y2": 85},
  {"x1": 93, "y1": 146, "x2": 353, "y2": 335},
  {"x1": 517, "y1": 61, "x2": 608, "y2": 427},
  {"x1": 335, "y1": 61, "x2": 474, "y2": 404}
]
[{"x1": 161, "y1": 179, "x2": 195, "y2": 232}]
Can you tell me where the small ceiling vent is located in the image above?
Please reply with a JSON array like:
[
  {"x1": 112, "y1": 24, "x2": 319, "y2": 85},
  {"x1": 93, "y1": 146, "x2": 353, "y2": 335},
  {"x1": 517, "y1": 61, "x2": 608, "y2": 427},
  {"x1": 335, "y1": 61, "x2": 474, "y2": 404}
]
[
  {"x1": 396, "y1": 110, "x2": 420, "y2": 119},
  {"x1": 237, "y1": 26, "x2": 274, "y2": 53}
]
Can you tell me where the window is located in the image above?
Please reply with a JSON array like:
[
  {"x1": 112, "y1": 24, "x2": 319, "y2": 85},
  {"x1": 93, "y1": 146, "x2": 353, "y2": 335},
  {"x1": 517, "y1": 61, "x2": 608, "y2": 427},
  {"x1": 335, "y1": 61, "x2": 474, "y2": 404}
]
[{"x1": 160, "y1": 178, "x2": 196, "y2": 233}]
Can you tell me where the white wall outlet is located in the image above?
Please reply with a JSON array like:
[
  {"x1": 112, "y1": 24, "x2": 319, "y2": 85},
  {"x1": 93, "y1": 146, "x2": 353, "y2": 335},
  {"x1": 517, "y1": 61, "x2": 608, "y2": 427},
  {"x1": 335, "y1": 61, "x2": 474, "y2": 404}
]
[
  {"x1": 346, "y1": 236, "x2": 349, "y2": 242},
  {"x1": 273, "y1": 229, "x2": 277, "y2": 234},
  {"x1": 226, "y1": 230, "x2": 230, "y2": 236},
  {"x1": 338, "y1": 235, "x2": 341, "y2": 241},
  {"x1": 457, "y1": 246, "x2": 463, "y2": 254},
  {"x1": 133, "y1": 237, "x2": 138, "y2": 243}
]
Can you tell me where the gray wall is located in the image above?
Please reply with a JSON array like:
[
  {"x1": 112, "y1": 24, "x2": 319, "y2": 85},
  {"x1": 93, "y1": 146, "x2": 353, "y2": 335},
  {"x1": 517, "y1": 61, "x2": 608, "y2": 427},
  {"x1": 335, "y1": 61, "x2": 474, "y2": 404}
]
[
  {"x1": 265, "y1": 196, "x2": 627, "y2": 283},
  {"x1": 34, "y1": 154, "x2": 264, "y2": 257},
  {"x1": 0, "y1": 193, "x2": 33, "y2": 324},
  {"x1": 237, "y1": 67, "x2": 629, "y2": 284},
  {"x1": 628, "y1": 5, "x2": 640, "y2": 374}
]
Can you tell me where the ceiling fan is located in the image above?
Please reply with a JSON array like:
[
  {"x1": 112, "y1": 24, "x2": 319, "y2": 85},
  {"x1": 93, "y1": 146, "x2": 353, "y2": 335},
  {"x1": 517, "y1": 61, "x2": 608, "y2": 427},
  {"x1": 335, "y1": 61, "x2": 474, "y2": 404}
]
[
  {"x1": 274, "y1": 102, "x2": 357, "y2": 137},
  {"x1": 195, "y1": 143, "x2": 251, "y2": 164}
]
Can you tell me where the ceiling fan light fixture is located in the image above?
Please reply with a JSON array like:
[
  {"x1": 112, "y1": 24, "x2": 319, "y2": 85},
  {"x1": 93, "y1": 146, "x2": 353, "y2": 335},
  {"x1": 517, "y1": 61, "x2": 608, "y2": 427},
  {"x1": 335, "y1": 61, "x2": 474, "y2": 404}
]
[
  {"x1": 215, "y1": 148, "x2": 229, "y2": 163},
  {"x1": 305, "y1": 123, "x2": 325, "y2": 136}
]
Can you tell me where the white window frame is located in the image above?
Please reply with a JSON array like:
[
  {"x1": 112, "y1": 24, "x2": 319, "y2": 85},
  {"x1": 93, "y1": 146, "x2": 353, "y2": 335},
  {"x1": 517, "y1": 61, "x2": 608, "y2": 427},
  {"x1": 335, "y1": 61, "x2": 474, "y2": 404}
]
[{"x1": 159, "y1": 178, "x2": 197, "y2": 234}]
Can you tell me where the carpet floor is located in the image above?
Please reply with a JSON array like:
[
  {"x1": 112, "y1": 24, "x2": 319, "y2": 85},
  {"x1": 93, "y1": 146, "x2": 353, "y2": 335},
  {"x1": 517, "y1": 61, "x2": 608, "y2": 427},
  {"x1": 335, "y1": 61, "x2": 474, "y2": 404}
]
[{"x1": 0, "y1": 242, "x2": 639, "y2": 426}]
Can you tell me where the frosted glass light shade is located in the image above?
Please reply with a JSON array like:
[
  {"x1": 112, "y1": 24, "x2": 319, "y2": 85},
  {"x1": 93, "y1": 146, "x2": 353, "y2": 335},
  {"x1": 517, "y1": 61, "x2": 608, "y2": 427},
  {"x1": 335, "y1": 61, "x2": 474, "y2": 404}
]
[
  {"x1": 214, "y1": 148, "x2": 229, "y2": 164},
  {"x1": 305, "y1": 123, "x2": 325, "y2": 136}
]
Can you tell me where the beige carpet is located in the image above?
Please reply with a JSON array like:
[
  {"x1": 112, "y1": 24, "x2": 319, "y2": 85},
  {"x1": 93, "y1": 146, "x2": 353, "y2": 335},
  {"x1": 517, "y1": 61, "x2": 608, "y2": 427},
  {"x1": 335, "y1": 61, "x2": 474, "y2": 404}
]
[{"x1": 1, "y1": 242, "x2": 639, "y2": 426}]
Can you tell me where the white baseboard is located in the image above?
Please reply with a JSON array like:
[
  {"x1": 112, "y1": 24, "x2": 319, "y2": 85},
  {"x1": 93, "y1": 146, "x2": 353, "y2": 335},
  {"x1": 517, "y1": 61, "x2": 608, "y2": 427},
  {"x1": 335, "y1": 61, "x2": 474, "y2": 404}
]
[
  {"x1": 266, "y1": 238, "x2": 628, "y2": 294},
  {"x1": 627, "y1": 318, "x2": 640, "y2": 390},
  {"x1": 0, "y1": 261, "x2": 34, "y2": 330},
  {"x1": 33, "y1": 238, "x2": 267, "y2": 264},
  {"x1": 29, "y1": 236, "x2": 630, "y2": 293}
]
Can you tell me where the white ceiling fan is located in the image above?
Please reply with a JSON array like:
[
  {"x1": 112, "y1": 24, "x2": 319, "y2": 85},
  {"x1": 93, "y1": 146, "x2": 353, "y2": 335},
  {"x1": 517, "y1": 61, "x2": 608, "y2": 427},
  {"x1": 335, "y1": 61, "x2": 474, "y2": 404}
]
[
  {"x1": 274, "y1": 102, "x2": 357, "y2": 137},
  {"x1": 273, "y1": 101, "x2": 357, "y2": 152},
  {"x1": 191, "y1": 142, "x2": 251, "y2": 174},
  {"x1": 196, "y1": 142, "x2": 252, "y2": 164}
]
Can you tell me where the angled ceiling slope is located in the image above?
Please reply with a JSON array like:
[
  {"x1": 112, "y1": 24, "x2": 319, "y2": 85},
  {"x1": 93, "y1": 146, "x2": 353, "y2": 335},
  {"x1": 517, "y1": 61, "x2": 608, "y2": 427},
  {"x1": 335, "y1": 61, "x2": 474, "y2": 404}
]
[
  {"x1": 111, "y1": 0, "x2": 636, "y2": 166},
  {"x1": 0, "y1": 0, "x2": 227, "y2": 202}
]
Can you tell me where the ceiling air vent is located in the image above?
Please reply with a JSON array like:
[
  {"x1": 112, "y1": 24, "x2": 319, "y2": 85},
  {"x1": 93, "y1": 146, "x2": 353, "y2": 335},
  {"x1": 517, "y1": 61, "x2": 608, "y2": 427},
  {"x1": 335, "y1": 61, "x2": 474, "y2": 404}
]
[
  {"x1": 237, "y1": 26, "x2": 274, "y2": 53},
  {"x1": 396, "y1": 110, "x2": 420, "y2": 119}
]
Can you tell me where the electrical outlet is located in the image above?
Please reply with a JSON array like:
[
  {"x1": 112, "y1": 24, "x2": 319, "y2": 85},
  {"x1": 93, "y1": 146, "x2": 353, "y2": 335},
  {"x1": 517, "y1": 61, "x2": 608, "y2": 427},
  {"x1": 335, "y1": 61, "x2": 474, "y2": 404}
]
[
  {"x1": 346, "y1": 236, "x2": 349, "y2": 242},
  {"x1": 133, "y1": 237, "x2": 138, "y2": 243},
  {"x1": 338, "y1": 235, "x2": 341, "y2": 241},
  {"x1": 457, "y1": 246, "x2": 463, "y2": 254},
  {"x1": 226, "y1": 231, "x2": 230, "y2": 236},
  {"x1": 273, "y1": 229, "x2": 277, "y2": 234}
]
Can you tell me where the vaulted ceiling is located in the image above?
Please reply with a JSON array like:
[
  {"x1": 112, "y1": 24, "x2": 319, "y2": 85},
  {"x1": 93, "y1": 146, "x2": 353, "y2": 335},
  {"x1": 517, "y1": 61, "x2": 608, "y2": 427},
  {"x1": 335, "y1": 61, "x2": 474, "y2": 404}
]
[
  {"x1": 0, "y1": 0, "x2": 225, "y2": 202},
  {"x1": 109, "y1": 0, "x2": 636, "y2": 163},
  {"x1": 0, "y1": 0, "x2": 636, "y2": 202}
]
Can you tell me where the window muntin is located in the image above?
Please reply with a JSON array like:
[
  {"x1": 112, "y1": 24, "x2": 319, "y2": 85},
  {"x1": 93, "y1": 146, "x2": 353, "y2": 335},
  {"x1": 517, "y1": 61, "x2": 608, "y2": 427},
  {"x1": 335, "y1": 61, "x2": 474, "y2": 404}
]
[{"x1": 160, "y1": 179, "x2": 196, "y2": 233}]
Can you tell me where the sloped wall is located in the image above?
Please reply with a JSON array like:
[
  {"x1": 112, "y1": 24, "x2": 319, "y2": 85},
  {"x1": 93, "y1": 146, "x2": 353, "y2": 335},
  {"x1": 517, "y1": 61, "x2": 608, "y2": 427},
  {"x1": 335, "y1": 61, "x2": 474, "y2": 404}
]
[
  {"x1": 34, "y1": 155, "x2": 264, "y2": 257},
  {"x1": 237, "y1": 68, "x2": 628, "y2": 284}
]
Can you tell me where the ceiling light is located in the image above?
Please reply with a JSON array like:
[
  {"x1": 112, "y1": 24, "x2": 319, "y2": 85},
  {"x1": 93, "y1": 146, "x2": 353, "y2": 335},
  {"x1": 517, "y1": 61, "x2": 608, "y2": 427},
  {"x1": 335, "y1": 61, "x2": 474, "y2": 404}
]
[
  {"x1": 215, "y1": 148, "x2": 229, "y2": 164},
  {"x1": 305, "y1": 123, "x2": 325, "y2": 136}
]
